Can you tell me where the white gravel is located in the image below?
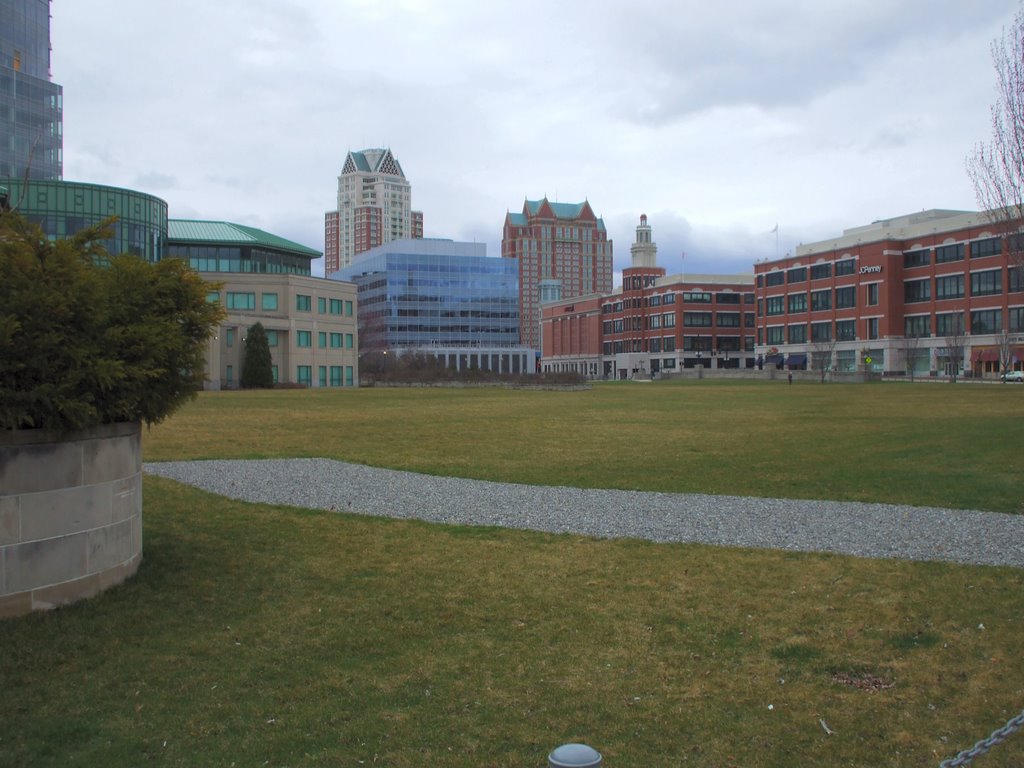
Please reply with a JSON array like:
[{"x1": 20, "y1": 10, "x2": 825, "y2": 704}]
[{"x1": 143, "y1": 458, "x2": 1024, "y2": 568}]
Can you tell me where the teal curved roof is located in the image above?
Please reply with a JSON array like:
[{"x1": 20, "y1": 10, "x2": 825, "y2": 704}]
[{"x1": 168, "y1": 219, "x2": 321, "y2": 259}]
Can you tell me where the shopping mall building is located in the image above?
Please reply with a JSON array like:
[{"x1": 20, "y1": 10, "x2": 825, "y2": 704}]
[{"x1": 753, "y1": 209, "x2": 1024, "y2": 378}]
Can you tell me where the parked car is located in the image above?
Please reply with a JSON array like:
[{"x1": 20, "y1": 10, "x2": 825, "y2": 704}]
[{"x1": 1001, "y1": 370, "x2": 1024, "y2": 382}]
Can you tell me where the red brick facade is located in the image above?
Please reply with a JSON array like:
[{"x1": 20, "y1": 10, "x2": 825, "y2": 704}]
[{"x1": 753, "y1": 210, "x2": 1024, "y2": 378}]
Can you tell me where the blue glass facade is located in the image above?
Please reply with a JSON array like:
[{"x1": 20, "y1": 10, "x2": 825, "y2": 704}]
[
  {"x1": 332, "y1": 239, "x2": 520, "y2": 350},
  {"x1": 0, "y1": 0, "x2": 62, "y2": 180}
]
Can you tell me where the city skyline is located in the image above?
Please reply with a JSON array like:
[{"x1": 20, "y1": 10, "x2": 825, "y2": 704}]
[{"x1": 51, "y1": 1, "x2": 1019, "y2": 280}]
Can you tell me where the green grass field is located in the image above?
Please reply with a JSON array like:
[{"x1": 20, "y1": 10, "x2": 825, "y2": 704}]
[
  {"x1": 3, "y1": 381, "x2": 1024, "y2": 767},
  {"x1": 144, "y1": 380, "x2": 1024, "y2": 513}
]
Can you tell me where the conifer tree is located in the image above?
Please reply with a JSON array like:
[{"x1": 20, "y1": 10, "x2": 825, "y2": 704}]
[{"x1": 240, "y1": 322, "x2": 274, "y2": 389}]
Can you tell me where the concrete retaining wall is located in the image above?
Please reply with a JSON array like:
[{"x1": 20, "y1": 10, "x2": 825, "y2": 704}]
[{"x1": 0, "y1": 422, "x2": 142, "y2": 619}]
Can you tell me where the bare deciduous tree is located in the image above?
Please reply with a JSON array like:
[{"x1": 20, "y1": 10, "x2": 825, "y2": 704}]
[
  {"x1": 902, "y1": 332, "x2": 925, "y2": 383},
  {"x1": 945, "y1": 314, "x2": 968, "y2": 384},
  {"x1": 810, "y1": 338, "x2": 836, "y2": 383},
  {"x1": 967, "y1": 6, "x2": 1024, "y2": 283}
]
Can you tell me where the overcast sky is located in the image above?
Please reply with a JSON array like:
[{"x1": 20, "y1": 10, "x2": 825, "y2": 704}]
[{"x1": 53, "y1": 0, "x2": 1020, "y2": 279}]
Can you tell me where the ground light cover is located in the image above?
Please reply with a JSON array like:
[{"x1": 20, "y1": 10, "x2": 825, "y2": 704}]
[{"x1": 2, "y1": 380, "x2": 1023, "y2": 767}]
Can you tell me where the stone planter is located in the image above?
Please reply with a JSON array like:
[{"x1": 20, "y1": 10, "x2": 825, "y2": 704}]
[{"x1": 0, "y1": 421, "x2": 142, "y2": 618}]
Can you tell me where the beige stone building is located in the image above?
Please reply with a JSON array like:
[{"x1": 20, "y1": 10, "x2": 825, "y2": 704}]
[{"x1": 168, "y1": 220, "x2": 359, "y2": 389}]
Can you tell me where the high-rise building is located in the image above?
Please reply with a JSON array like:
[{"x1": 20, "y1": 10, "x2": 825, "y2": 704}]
[
  {"x1": 502, "y1": 197, "x2": 613, "y2": 353},
  {"x1": 324, "y1": 148, "x2": 423, "y2": 274},
  {"x1": 0, "y1": 0, "x2": 62, "y2": 180}
]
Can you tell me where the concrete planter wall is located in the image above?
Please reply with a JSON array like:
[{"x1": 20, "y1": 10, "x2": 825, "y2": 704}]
[{"x1": 0, "y1": 421, "x2": 142, "y2": 619}]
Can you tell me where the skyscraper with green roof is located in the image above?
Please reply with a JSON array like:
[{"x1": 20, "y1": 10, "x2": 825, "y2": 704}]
[{"x1": 502, "y1": 197, "x2": 613, "y2": 353}]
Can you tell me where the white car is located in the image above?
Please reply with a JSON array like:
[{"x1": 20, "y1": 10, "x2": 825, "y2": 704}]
[{"x1": 1001, "y1": 370, "x2": 1024, "y2": 382}]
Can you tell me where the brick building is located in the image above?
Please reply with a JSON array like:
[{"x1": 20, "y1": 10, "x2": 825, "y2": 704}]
[
  {"x1": 753, "y1": 209, "x2": 1024, "y2": 378},
  {"x1": 502, "y1": 197, "x2": 613, "y2": 353},
  {"x1": 541, "y1": 215, "x2": 756, "y2": 379}
]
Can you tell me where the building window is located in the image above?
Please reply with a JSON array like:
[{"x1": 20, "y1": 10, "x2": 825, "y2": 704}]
[
  {"x1": 766, "y1": 326, "x2": 784, "y2": 344},
  {"x1": 683, "y1": 312, "x2": 713, "y2": 327},
  {"x1": 788, "y1": 323, "x2": 807, "y2": 344},
  {"x1": 330, "y1": 366, "x2": 343, "y2": 386},
  {"x1": 318, "y1": 297, "x2": 327, "y2": 313},
  {"x1": 811, "y1": 321, "x2": 831, "y2": 342},
  {"x1": 662, "y1": 312, "x2": 676, "y2": 328},
  {"x1": 664, "y1": 336, "x2": 676, "y2": 352},
  {"x1": 225, "y1": 328, "x2": 234, "y2": 347},
  {"x1": 663, "y1": 293, "x2": 676, "y2": 304},
  {"x1": 271, "y1": 365, "x2": 279, "y2": 384},
  {"x1": 810, "y1": 289, "x2": 831, "y2": 311},
  {"x1": 226, "y1": 292, "x2": 255, "y2": 310},
  {"x1": 904, "y1": 315, "x2": 930, "y2": 337},
  {"x1": 319, "y1": 366, "x2": 327, "y2": 387},
  {"x1": 971, "y1": 237, "x2": 1001, "y2": 258},
  {"x1": 904, "y1": 278, "x2": 931, "y2": 303},
  {"x1": 330, "y1": 298, "x2": 344, "y2": 314},
  {"x1": 766, "y1": 296, "x2": 784, "y2": 316},
  {"x1": 683, "y1": 291, "x2": 712, "y2": 303},
  {"x1": 345, "y1": 366, "x2": 354, "y2": 386},
  {"x1": 810, "y1": 263, "x2": 832, "y2": 280},
  {"x1": 787, "y1": 267, "x2": 807, "y2": 284},
  {"x1": 836, "y1": 319, "x2": 856, "y2": 341},
  {"x1": 717, "y1": 312, "x2": 740, "y2": 327},
  {"x1": 971, "y1": 309, "x2": 1002, "y2": 334},
  {"x1": 262, "y1": 293, "x2": 278, "y2": 311},
  {"x1": 296, "y1": 294, "x2": 312, "y2": 311},
  {"x1": 206, "y1": 290, "x2": 221, "y2": 303},
  {"x1": 903, "y1": 249, "x2": 931, "y2": 268},
  {"x1": 266, "y1": 330, "x2": 279, "y2": 347},
  {"x1": 788, "y1": 293, "x2": 807, "y2": 313},
  {"x1": 717, "y1": 292, "x2": 741, "y2": 304},
  {"x1": 765, "y1": 272, "x2": 784, "y2": 287},
  {"x1": 935, "y1": 243, "x2": 965, "y2": 264},
  {"x1": 835, "y1": 286, "x2": 856, "y2": 309},
  {"x1": 297, "y1": 365, "x2": 312, "y2": 385},
  {"x1": 970, "y1": 269, "x2": 1002, "y2": 296},
  {"x1": 649, "y1": 294, "x2": 662, "y2": 307},
  {"x1": 297, "y1": 330, "x2": 312, "y2": 347},
  {"x1": 226, "y1": 365, "x2": 233, "y2": 385},
  {"x1": 345, "y1": 300, "x2": 354, "y2": 316},
  {"x1": 834, "y1": 259, "x2": 855, "y2": 276},
  {"x1": 649, "y1": 314, "x2": 662, "y2": 330},
  {"x1": 1011, "y1": 267, "x2": 1024, "y2": 293},
  {"x1": 867, "y1": 317, "x2": 879, "y2": 340},
  {"x1": 330, "y1": 332, "x2": 342, "y2": 348},
  {"x1": 318, "y1": 331, "x2": 327, "y2": 348},
  {"x1": 745, "y1": 312, "x2": 755, "y2": 327},
  {"x1": 866, "y1": 283, "x2": 879, "y2": 306},
  {"x1": 936, "y1": 274, "x2": 965, "y2": 300},
  {"x1": 936, "y1": 312, "x2": 964, "y2": 336},
  {"x1": 650, "y1": 337, "x2": 662, "y2": 353},
  {"x1": 1009, "y1": 307, "x2": 1024, "y2": 332}
]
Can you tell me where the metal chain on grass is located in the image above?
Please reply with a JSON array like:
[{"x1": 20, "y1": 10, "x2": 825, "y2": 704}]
[{"x1": 939, "y1": 708, "x2": 1024, "y2": 767}]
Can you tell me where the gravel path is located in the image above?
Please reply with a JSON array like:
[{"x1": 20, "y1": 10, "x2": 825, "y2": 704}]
[{"x1": 143, "y1": 459, "x2": 1024, "y2": 568}]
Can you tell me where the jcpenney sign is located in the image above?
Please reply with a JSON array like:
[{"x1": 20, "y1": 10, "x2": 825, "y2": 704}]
[{"x1": 859, "y1": 265, "x2": 882, "y2": 274}]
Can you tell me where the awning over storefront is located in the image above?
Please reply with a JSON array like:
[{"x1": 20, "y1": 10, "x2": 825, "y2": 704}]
[
  {"x1": 786, "y1": 353, "x2": 807, "y2": 367},
  {"x1": 972, "y1": 346, "x2": 1024, "y2": 364},
  {"x1": 972, "y1": 348, "x2": 1000, "y2": 363},
  {"x1": 765, "y1": 354, "x2": 785, "y2": 366}
]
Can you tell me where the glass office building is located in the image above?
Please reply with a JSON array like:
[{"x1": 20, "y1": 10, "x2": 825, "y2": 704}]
[
  {"x1": 1, "y1": 179, "x2": 167, "y2": 261},
  {"x1": 0, "y1": 0, "x2": 62, "y2": 180},
  {"x1": 332, "y1": 239, "x2": 521, "y2": 351}
]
